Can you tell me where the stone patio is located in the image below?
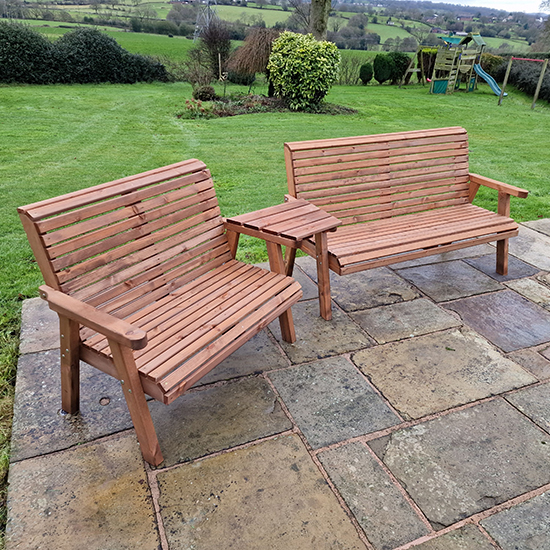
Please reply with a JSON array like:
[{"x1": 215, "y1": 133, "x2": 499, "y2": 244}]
[{"x1": 6, "y1": 221, "x2": 550, "y2": 550}]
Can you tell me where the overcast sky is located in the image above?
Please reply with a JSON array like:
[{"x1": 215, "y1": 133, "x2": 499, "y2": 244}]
[{"x1": 417, "y1": 0, "x2": 547, "y2": 14}]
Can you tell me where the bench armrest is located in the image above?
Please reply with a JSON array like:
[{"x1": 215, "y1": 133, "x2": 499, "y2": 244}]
[
  {"x1": 39, "y1": 285, "x2": 148, "y2": 350},
  {"x1": 469, "y1": 173, "x2": 529, "y2": 199}
]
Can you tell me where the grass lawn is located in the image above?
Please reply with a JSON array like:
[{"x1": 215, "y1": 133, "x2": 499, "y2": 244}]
[{"x1": 0, "y1": 80, "x2": 548, "y2": 542}]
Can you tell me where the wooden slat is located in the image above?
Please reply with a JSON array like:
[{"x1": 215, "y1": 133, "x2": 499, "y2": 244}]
[
  {"x1": 285, "y1": 127, "x2": 467, "y2": 155},
  {"x1": 23, "y1": 160, "x2": 206, "y2": 222}
]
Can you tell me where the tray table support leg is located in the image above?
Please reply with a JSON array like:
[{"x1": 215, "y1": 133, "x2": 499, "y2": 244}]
[
  {"x1": 315, "y1": 232, "x2": 332, "y2": 320},
  {"x1": 266, "y1": 241, "x2": 297, "y2": 343}
]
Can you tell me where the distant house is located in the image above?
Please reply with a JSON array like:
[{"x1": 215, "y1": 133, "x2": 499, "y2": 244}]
[
  {"x1": 431, "y1": 27, "x2": 445, "y2": 33},
  {"x1": 457, "y1": 14, "x2": 473, "y2": 21}
]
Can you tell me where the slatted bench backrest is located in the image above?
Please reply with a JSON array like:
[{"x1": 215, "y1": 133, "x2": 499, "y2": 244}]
[
  {"x1": 285, "y1": 127, "x2": 471, "y2": 226},
  {"x1": 18, "y1": 160, "x2": 231, "y2": 320}
]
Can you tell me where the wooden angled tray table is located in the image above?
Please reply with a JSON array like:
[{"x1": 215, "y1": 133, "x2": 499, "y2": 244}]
[{"x1": 225, "y1": 198, "x2": 341, "y2": 320}]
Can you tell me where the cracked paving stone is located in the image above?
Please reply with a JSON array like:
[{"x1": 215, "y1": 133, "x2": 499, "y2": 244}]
[
  {"x1": 505, "y1": 382, "x2": 550, "y2": 432},
  {"x1": 505, "y1": 278, "x2": 550, "y2": 309},
  {"x1": 411, "y1": 524, "x2": 495, "y2": 550},
  {"x1": 319, "y1": 441, "x2": 429, "y2": 550},
  {"x1": 296, "y1": 256, "x2": 421, "y2": 311},
  {"x1": 507, "y1": 348, "x2": 550, "y2": 380}
]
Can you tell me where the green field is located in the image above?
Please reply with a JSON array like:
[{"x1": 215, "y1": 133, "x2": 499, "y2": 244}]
[{"x1": 216, "y1": 4, "x2": 290, "y2": 26}]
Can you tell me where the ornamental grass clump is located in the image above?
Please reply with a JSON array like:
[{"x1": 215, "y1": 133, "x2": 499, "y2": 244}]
[{"x1": 267, "y1": 31, "x2": 340, "y2": 110}]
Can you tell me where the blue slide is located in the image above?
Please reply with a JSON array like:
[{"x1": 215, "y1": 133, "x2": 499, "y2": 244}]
[{"x1": 474, "y1": 64, "x2": 507, "y2": 97}]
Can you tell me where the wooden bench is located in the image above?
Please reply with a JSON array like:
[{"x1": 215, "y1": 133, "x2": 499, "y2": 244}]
[
  {"x1": 284, "y1": 127, "x2": 528, "y2": 319},
  {"x1": 18, "y1": 160, "x2": 302, "y2": 466}
]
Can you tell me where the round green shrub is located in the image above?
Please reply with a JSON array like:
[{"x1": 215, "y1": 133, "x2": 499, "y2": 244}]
[
  {"x1": 267, "y1": 31, "x2": 340, "y2": 110},
  {"x1": 359, "y1": 62, "x2": 373, "y2": 85},
  {"x1": 373, "y1": 53, "x2": 394, "y2": 85},
  {"x1": 192, "y1": 85, "x2": 218, "y2": 101},
  {"x1": 387, "y1": 51, "x2": 410, "y2": 84},
  {"x1": 0, "y1": 21, "x2": 56, "y2": 84}
]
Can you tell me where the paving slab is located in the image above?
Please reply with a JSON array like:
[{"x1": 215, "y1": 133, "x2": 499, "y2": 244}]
[
  {"x1": 508, "y1": 226, "x2": 550, "y2": 271},
  {"x1": 10, "y1": 349, "x2": 133, "y2": 462},
  {"x1": 505, "y1": 277, "x2": 550, "y2": 309},
  {"x1": 157, "y1": 434, "x2": 366, "y2": 550},
  {"x1": 444, "y1": 290, "x2": 550, "y2": 352},
  {"x1": 296, "y1": 256, "x2": 421, "y2": 311},
  {"x1": 542, "y1": 346, "x2": 550, "y2": 361},
  {"x1": 5, "y1": 432, "x2": 160, "y2": 550},
  {"x1": 269, "y1": 299, "x2": 373, "y2": 364},
  {"x1": 464, "y1": 253, "x2": 539, "y2": 281},
  {"x1": 351, "y1": 299, "x2": 461, "y2": 344},
  {"x1": 195, "y1": 330, "x2": 288, "y2": 386},
  {"x1": 410, "y1": 525, "x2": 495, "y2": 550},
  {"x1": 318, "y1": 441, "x2": 429, "y2": 550},
  {"x1": 19, "y1": 297, "x2": 59, "y2": 354},
  {"x1": 394, "y1": 260, "x2": 503, "y2": 302},
  {"x1": 269, "y1": 357, "x2": 400, "y2": 449},
  {"x1": 388, "y1": 244, "x2": 494, "y2": 269},
  {"x1": 523, "y1": 218, "x2": 550, "y2": 237},
  {"x1": 505, "y1": 382, "x2": 550, "y2": 432},
  {"x1": 352, "y1": 328, "x2": 535, "y2": 420},
  {"x1": 372, "y1": 399, "x2": 550, "y2": 528},
  {"x1": 538, "y1": 272, "x2": 550, "y2": 286},
  {"x1": 507, "y1": 348, "x2": 550, "y2": 380},
  {"x1": 149, "y1": 376, "x2": 292, "y2": 468},
  {"x1": 481, "y1": 490, "x2": 550, "y2": 550}
]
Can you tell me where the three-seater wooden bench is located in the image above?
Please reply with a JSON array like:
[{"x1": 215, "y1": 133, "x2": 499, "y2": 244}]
[
  {"x1": 284, "y1": 127, "x2": 528, "y2": 319},
  {"x1": 18, "y1": 160, "x2": 302, "y2": 466}
]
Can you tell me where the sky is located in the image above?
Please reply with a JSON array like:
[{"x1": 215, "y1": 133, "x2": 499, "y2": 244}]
[{"x1": 415, "y1": 0, "x2": 547, "y2": 14}]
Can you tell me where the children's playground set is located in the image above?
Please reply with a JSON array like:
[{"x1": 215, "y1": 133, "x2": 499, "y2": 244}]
[{"x1": 404, "y1": 32, "x2": 549, "y2": 108}]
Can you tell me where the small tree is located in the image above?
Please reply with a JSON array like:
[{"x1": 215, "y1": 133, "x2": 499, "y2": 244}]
[
  {"x1": 387, "y1": 51, "x2": 410, "y2": 84},
  {"x1": 373, "y1": 53, "x2": 394, "y2": 84},
  {"x1": 359, "y1": 62, "x2": 373, "y2": 84},
  {"x1": 267, "y1": 31, "x2": 340, "y2": 110}
]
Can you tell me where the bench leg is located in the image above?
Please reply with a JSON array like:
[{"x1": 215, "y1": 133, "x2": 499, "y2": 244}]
[
  {"x1": 226, "y1": 229, "x2": 240, "y2": 259},
  {"x1": 496, "y1": 239, "x2": 509, "y2": 276},
  {"x1": 59, "y1": 315, "x2": 80, "y2": 415},
  {"x1": 315, "y1": 232, "x2": 332, "y2": 321},
  {"x1": 266, "y1": 241, "x2": 297, "y2": 343},
  {"x1": 109, "y1": 340, "x2": 164, "y2": 466}
]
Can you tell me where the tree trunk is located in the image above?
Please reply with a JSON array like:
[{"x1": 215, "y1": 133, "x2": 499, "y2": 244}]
[{"x1": 309, "y1": 0, "x2": 331, "y2": 40}]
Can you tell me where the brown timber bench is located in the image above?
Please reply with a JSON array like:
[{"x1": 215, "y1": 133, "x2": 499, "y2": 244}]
[
  {"x1": 284, "y1": 127, "x2": 528, "y2": 319},
  {"x1": 18, "y1": 160, "x2": 302, "y2": 466}
]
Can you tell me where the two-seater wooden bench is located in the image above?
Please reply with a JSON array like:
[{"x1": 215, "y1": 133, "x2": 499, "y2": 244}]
[
  {"x1": 283, "y1": 126, "x2": 528, "y2": 319},
  {"x1": 18, "y1": 160, "x2": 302, "y2": 466}
]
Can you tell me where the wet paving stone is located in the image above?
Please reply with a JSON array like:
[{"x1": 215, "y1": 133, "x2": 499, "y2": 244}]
[
  {"x1": 505, "y1": 278, "x2": 550, "y2": 309},
  {"x1": 411, "y1": 525, "x2": 495, "y2": 550},
  {"x1": 296, "y1": 256, "x2": 421, "y2": 311},
  {"x1": 524, "y1": 219, "x2": 550, "y2": 236},
  {"x1": 372, "y1": 400, "x2": 550, "y2": 528},
  {"x1": 508, "y1": 226, "x2": 550, "y2": 271},
  {"x1": 319, "y1": 441, "x2": 429, "y2": 550},
  {"x1": 352, "y1": 328, "x2": 535, "y2": 420},
  {"x1": 157, "y1": 434, "x2": 365, "y2": 550},
  {"x1": 351, "y1": 299, "x2": 461, "y2": 344},
  {"x1": 10, "y1": 350, "x2": 133, "y2": 462},
  {"x1": 444, "y1": 290, "x2": 550, "y2": 352},
  {"x1": 395, "y1": 260, "x2": 502, "y2": 302},
  {"x1": 149, "y1": 376, "x2": 292, "y2": 468},
  {"x1": 464, "y1": 254, "x2": 539, "y2": 282},
  {"x1": 481, "y1": 490, "x2": 550, "y2": 550},
  {"x1": 195, "y1": 330, "x2": 288, "y2": 386},
  {"x1": 507, "y1": 348, "x2": 550, "y2": 380},
  {"x1": 5, "y1": 432, "x2": 160, "y2": 550},
  {"x1": 505, "y1": 382, "x2": 550, "y2": 433},
  {"x1": 19, "y1": 297, "x2": 59, "y2": 355},
  {"x1": 269, "y1": 357, "x2": 400, "y2": 449},
  {"x1": 269, "y1": 299, "x2": 374, "y2": 364}
]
